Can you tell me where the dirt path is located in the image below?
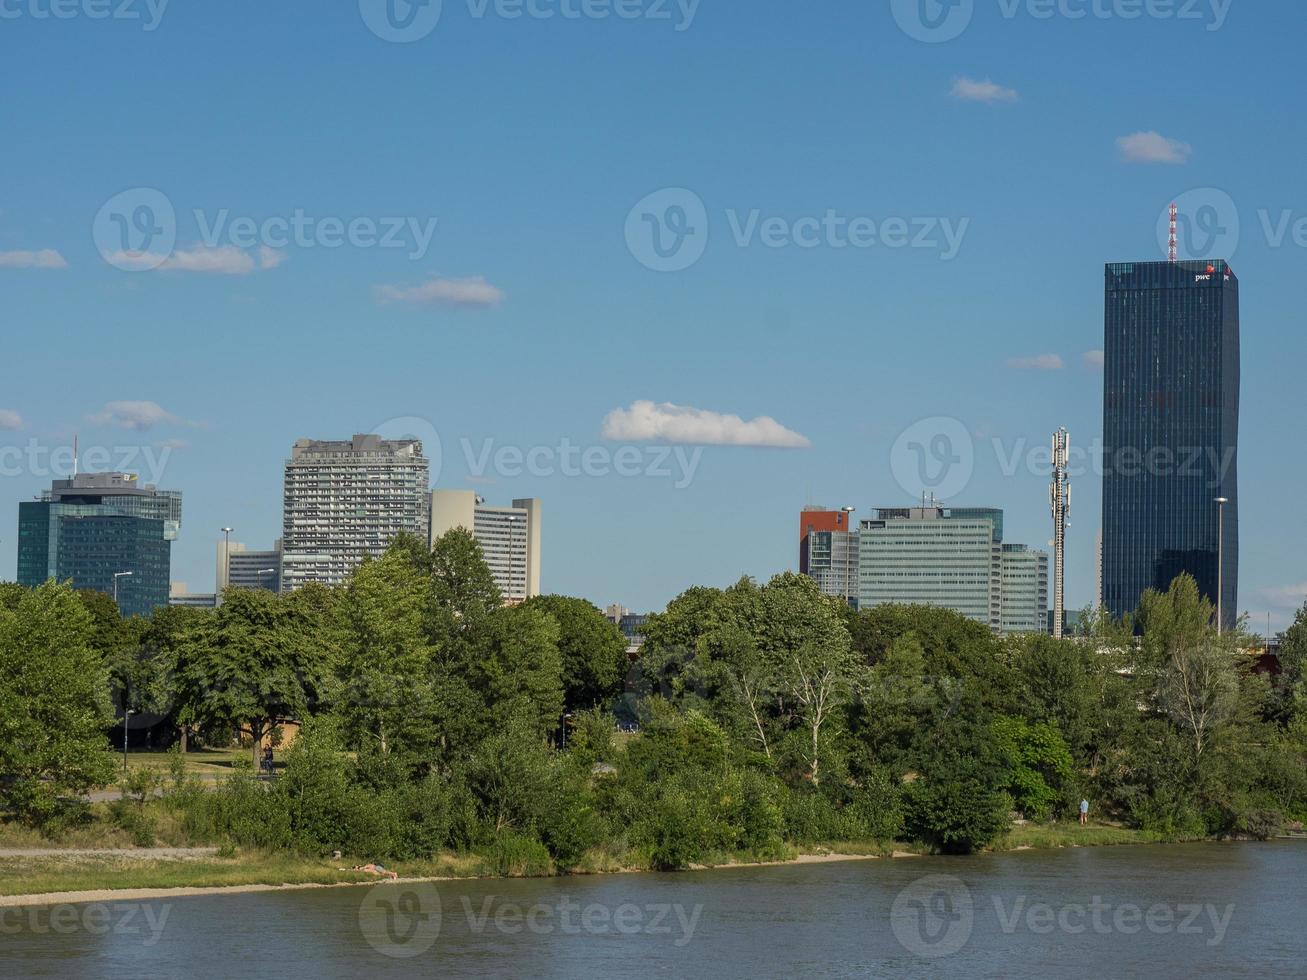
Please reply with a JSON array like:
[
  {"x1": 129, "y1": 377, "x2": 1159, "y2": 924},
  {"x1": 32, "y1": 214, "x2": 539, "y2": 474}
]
[{"x1": 0, "y1": 847, "x2": 219, "y2": 859}]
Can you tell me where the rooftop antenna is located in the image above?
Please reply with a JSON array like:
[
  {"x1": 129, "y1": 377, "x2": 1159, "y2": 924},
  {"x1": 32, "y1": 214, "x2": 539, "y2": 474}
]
[
  {"x1": 1168, "y1": 203, "x2": 1178, "y2": 263},
  {"x1": 73, "y1": 434, "x2": 79, "y2": 477}
]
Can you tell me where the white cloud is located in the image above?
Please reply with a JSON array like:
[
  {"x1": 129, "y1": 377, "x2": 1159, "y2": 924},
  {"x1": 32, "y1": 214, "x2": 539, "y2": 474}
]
[
  {"x1": 950, "y1": 77, "x2": 1018, "y2": 104},
  {"x1": 1116, "y1": 131, "x2": 1192, "y2": 164},
  {"x1": 105, "y1": 244, "x2": 283, "y2": 275},
  {"x1": 601, "y1": 400, "x2": 811, "y2": 448},
  {"x1": 0, "y1": 249, "x2": 68, "y2": 269},
  {"x1": 155, "y1": 438, "x2": 189, "y2": 450},
  {"x1": 1007, "y1": 354, "x2": 1065, "y2": 371},
  {"x1": 89, "y1": 400, "x2": 181, "y2": 432},
  {"x1": 161, "y1": 245, "x2": 257, "y2": 275},
  {"x1": 258, "y1": 245, "x2": 286, "y2": 270},
  {"x1": 375, "y1": 275, "x2": 505, "y2": 309},
  {"x1": 1083, "y1": 350, "x2": 1105, "y2": 369},
  {"x1": 0, "y1": 409, "x2": 23, "y2": 430}
]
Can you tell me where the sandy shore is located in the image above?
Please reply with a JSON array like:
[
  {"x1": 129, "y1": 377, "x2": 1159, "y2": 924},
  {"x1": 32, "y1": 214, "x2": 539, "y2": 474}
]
[
  {"x1": 0, "y1": 877, "x2": 460, "y2": 909},
  {"x1": 0, "y1": 851, "x2": 912, "y2": 909}
]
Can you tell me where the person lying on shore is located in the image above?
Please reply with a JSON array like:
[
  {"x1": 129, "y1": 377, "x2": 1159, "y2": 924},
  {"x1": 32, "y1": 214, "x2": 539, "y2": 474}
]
[{"x1": 349, "y1": 863, "x2": 398, "y2": 881}]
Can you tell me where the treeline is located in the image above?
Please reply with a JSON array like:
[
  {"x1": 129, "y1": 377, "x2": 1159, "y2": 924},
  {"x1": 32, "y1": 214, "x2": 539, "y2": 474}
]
[{"x1": 1, "y1": 530, "x2": 1305, "y2": 868}]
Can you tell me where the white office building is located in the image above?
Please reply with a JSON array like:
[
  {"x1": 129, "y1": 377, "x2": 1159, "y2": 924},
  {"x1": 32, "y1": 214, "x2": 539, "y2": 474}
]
[
  {"x1": 430, "y1": 489, "x2": 541, "y2": 602},
  {"x1": 216, "y1": 539, "x2": 283, "y2": 595},
  {"x1": 857, "y1": 506, "x2": 1047, "y2": 636}
]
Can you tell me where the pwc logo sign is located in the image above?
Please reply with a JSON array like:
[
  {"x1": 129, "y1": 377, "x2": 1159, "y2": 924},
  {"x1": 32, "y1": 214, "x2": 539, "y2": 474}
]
[{"x1": 1194, "y1": 264, "x2": 1233, "y2": 283}]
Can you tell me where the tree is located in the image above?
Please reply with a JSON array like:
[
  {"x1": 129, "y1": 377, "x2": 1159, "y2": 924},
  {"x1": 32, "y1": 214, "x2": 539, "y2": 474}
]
[
  {"x1": 335, "y1": 547, "x2": 437, "y2": 760},
  {"x1": 429, "y1": 528, "x2": 502, "y2": 634},
  {"x1": 0, "y1": 582, "x2": 27, "y2": 612},
  {"x1": 1137, "y1": 576, "x2": 1242, "y2": 765},
  {"x1": 903, "y1": 707, "x2": 1012, "y2": 853},
  {"x1": 1274, "y1": 601, "x2": 1307, "y2": 723},
  {"x1": 475, "y1": 603, "x2": 565, "y2": 740},
  {"x1": 992, "y1": 715, "x2": 1076, "y2": 820},
  {"x1": 138, "y1": 603, "x2": 214, "y2": 750},
  {"x1": 848, "y1": 603, "x2": 1011, "y2": 697},
  {"x1": 1005, "y1": 632, "x2": 1137, "y2": 775},
  {"x1": 1157, "y1": 643, "x2": 1239, "y2": 764},
  {"x1": 522, "y1": 595, "x2": 627, "y2": 711},
  {"x1": 174, "y1": 588, "x2": 333, "y2": 765},
  {"x1": 0, "y1": 581, "x2": 117, "y2": 825},
  {"x1": 780, "y1": 640, "x2": 857, "y2": 786}
]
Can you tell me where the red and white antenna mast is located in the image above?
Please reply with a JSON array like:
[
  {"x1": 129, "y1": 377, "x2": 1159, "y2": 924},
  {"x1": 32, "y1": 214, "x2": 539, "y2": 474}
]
[{"x1": 1168, "y1": 202, "x2": 1178, "y2": 262}]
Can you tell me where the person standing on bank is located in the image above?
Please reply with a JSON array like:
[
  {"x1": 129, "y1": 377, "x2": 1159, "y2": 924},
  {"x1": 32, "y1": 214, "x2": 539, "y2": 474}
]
[{"x1": 1080, "y1": 798, "x2": 1089, "y2": 826}]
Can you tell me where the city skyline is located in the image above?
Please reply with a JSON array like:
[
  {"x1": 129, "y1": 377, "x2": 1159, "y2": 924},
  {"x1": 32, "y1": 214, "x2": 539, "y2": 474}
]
[{"x1": 3, "y1": 5, "x2": 1305, "y2": 626}]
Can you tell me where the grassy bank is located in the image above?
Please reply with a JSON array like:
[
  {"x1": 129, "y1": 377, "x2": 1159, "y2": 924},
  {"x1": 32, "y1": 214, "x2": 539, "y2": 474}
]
[
  {"x1": 0, "y1": 821, "x2": 1172, "y2": 900},
  {"x1": 0, "y1": 850, "x2": 488, "y2": 898},
  {"x1": 994, "y1": 822, "x2": 1155, "y2": 850}
]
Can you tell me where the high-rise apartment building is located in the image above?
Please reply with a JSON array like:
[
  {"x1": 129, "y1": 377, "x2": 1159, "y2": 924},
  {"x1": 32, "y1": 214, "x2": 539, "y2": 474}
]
[
  {"x1": 429, "y1": 489, "x2": 541, "y2": 602},
  {"x1": 17, "y1": 472, "x2": 183, "y2": 617},
  {"x1": 280, "y1": 435, "x2": 429, "y2": 590},
  {"x1": 799, "y1": 506, "x2": 858, "y2": 606},
  {"x1": 1101, "y1": 260, "x2": 1239, "y2": 627},
  {"x1": 857, "y1": 506, "x2": 1046, "y2": 635}
]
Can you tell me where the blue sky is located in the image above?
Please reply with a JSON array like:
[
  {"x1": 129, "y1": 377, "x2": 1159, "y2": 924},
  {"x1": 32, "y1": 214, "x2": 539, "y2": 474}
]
[{"x1": 2, "y1": 0, "x2": 1304, "y2": 629}]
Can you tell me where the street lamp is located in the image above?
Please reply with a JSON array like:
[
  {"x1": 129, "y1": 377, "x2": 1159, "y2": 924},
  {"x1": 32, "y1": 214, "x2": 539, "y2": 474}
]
[
  {"x1": 1214, "y1": 497, "x2": 1229, "y2": 635},
  {"x1": 123, "y1": 708, "x2": 137, "y2": 770},
  {"x1": 220, "y1": 527, "x2": 235, "y2": 595},
  {"x1": 256, "y1": 568, "x2": 277, "y2": 593},
  {"x1": 112, "y1": 571, "x2": 133, "y2": 610}
]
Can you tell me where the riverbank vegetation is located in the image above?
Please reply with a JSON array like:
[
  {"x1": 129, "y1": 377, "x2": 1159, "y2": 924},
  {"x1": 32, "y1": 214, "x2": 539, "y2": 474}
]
[{"x1": 2, "y1": 532, "x2": 1306, "y2": 882}]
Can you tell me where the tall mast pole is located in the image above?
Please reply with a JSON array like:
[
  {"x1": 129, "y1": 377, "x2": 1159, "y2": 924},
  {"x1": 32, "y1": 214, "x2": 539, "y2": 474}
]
[{"x1": 1050, "y1": 428, "x2": 1071, "y2": 638}]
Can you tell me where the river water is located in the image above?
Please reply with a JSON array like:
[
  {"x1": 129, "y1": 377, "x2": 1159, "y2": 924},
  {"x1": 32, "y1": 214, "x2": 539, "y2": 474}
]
[{"x1": 2, "y1": 841, "x2": 1304, "y2": 978}]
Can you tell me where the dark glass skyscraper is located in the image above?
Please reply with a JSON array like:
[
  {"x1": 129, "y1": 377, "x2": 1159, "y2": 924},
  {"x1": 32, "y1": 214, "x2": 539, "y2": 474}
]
[
  {"x1": 1101, "y1": 259, "x2": 1239, "y2": 627},
  {"x1": 17, "y1": 472, "x2": 182, "y2": 617}
]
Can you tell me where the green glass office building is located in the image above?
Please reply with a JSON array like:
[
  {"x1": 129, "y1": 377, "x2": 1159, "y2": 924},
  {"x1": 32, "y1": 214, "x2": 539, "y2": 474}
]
[{"x1": 17, "y1": 473, "x2": 182, "y2": 617}]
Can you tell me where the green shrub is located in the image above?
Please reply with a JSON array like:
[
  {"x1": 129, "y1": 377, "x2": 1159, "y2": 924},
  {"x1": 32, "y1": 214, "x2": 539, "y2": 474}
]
[
  {"x1": 110, "y1": 799, "x2": 156, "y2": 847},
  {"x1": 483, "y1": 831, "x2": 553, "y2": 876},
  {"x1": 1235, "y1": 807, "x2": 1284, "y2": 841},
  {"x1": 903, "y1": 773, "x2": 1011, "y2": 854}
]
